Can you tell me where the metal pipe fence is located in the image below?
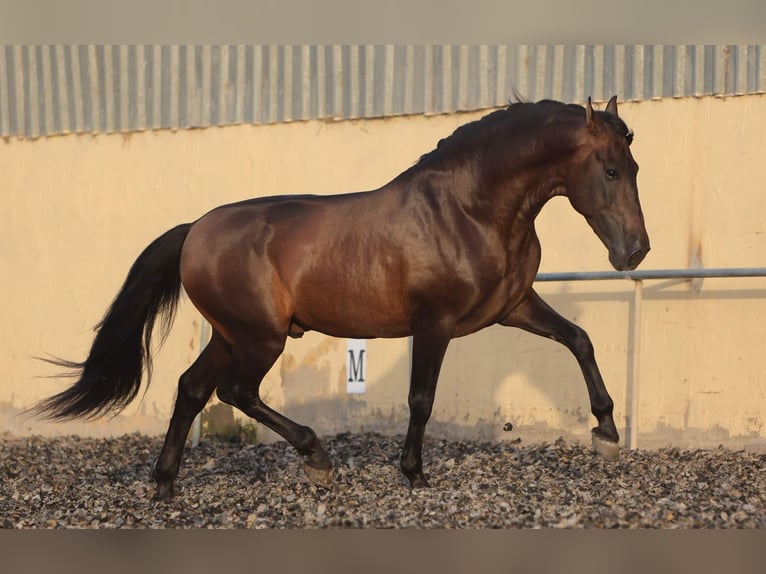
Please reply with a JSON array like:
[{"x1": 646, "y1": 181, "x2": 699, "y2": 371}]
[
  {"x1": 535, "y1": 267, "x2": 766, "y2": 449},
  {"x1": 535, "y1": 267, "x2": 766, "y2": 282}
]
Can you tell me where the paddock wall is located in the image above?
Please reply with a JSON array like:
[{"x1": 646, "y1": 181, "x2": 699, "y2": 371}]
[{"x1": 3, "y1": 94, "x2": 766, "y2": 451}]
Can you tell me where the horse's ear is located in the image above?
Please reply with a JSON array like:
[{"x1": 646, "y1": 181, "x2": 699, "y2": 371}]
[
  {"x1": 586, "y1": 96, "x2": 604, "y2": 133},
  {"x1": 605, "y1": 95, "x2": 619, "y2": 117}
]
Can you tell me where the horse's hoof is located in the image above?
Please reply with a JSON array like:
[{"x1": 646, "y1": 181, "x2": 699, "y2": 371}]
[
  {"x1": 304, "y1": 463, "x2": 333, "y2": 488},
  {"x1": 591, "y1": 432, "x2": 620, "y2": 461},
  {"x1": 153, "y1": 483, "x2": 175, "y2": 501},
  {"x1": 406, "y1": 472, "x2": 430, "y2": 489}
]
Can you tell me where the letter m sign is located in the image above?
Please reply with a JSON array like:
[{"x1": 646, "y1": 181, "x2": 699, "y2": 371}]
[{"x1": 346, "y1": 339, "x2": 367, "y2": 394}]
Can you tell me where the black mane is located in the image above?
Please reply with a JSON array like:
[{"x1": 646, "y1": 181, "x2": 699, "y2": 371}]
[{"x1": 414, "y1": 99, "x2": 632, "y2": 169}]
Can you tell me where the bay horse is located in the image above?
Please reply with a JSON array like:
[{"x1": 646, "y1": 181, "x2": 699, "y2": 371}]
[{"x1": 35, "y1": 96, "x2": 649, "y2": 499}]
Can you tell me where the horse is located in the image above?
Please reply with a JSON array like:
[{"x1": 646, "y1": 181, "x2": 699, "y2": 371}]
[{"x1": 34, "y1": 96, "x2": 649, "y2": 500}]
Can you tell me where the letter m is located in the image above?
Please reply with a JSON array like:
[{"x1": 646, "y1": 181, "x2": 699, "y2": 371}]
[{"x1": 348, "y1": 349, "x2": 366, "y2": 383}]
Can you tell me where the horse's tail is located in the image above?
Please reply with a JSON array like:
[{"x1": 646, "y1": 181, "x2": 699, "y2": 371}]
[{"x1": 33, "y1": 223, "x2": 193, "y2": 421}]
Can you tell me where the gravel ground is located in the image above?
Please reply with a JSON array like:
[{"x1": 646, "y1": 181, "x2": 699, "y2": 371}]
[{"x1": 1, "y1": 431, "x2": 764, "y2": 528}]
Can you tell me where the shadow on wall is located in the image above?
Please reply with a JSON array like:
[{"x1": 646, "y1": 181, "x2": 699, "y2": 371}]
[
  {"x1": 16, "y1": 280, "x2": 764, "y2": 449},
  {"x1": 267, "y1": 285, "x2": 637, "y2": 447},
  {"x1": 247, "y1": 281, "x2": 766, "y2": 450}
]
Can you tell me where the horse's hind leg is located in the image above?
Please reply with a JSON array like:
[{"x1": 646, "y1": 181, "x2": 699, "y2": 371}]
[
  {"x1": 500, "y1": 289, "x2": 620, "y2": 460},
  {"x1": 152, "y1": 332, "x2": 232, "y2": 500},
  {"x1": 216, "y1": 335, "x2": 333, "y2": 488}
]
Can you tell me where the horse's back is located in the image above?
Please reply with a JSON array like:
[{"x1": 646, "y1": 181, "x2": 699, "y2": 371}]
[
  {"x1": 179, "y1": 191, "x2": 416, "y2": 338},
  {"x1": 178, "y1": 180, "x2": 540, "y2": 341}
]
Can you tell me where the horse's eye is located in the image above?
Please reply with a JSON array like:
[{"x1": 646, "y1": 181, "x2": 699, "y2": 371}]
[{"x1": 605, "y1": 168, "x2": 619, "y2": 180}]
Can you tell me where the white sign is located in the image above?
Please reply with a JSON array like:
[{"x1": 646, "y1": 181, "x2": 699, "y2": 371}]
[{"x1": 346, "y1": 339, "x2": 367, "y2": 394}]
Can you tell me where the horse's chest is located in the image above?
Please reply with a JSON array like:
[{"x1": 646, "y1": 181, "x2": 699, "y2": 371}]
[
  {"x1": 449, "y1": 274, "x2": 521, "y2": 336},
  {"x1": 467, "y1": 244, "x2": 540, "y2": 327}
]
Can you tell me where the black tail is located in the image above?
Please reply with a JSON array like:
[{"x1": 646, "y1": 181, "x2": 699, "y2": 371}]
[{"x1": 33, "y1": 223, "x2": 193, "y2": 420}]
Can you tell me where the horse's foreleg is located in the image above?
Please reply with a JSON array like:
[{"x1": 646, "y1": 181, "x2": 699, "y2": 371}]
[
  {"x1": 401, "y1": 325, "x2": 452, "y2": 488},
  {"x1": 152, "y1": 333, "x2": 231, "y2": 500},
  {"x1": 500, "y1": 289, "x2": 620, "y2": 460},
  {"x1": 216, "y1": 336, "x2": 334, "y2": 488}
]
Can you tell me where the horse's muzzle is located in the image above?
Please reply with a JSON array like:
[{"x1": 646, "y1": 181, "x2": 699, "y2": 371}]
[
  {"x1": 627, "y1": 245, "x2": 650, "y2": 269},
  {"x1": 610, "y1": 242, "x2": 650, "y2": 272}
]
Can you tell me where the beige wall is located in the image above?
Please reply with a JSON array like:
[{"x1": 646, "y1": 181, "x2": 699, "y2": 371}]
[{"x1": 3, "y1": 94, "x2": 766, "y2": 451}]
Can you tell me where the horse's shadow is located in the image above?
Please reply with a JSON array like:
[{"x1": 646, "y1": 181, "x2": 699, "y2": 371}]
[{"x1": 274, "y1": 284, "x2": 636, "y2": 449}]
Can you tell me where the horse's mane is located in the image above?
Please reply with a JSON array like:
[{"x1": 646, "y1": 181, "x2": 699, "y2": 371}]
[{"x1": 413, "y1": 99, "x2": 631, "y2": 169}]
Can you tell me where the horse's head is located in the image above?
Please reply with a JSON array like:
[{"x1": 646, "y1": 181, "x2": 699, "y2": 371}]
[{"x1": 567, "y1": 96, "x2": 650, "y2": 271}]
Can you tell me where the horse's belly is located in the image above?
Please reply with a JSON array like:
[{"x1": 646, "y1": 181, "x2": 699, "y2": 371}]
[
  {"x1": 292, "y1": 287, "x2": 412, "y2": 339},
  {"x1": 296, "y1": 310, "x2": 412, "y2": 339}
]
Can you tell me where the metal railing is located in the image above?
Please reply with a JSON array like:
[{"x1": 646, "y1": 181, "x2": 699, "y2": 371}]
[
  {"x1": 536, "y1": 268, "x2": 766, "y2": 282},
  {"x1": 535, "y1": 267, "x2": 766, "y2": 450}
]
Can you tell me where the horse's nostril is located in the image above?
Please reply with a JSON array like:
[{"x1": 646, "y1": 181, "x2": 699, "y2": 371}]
[{"x1": 628, "y1": 246, "x2": 649, "y2": 269}]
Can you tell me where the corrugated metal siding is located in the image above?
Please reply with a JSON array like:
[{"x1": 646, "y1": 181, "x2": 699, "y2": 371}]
[{"x1": 1, "y1": 45, "x2": 765, "y2": 138}]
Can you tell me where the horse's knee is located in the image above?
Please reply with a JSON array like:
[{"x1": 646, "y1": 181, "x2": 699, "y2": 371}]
[{"x1": 568, "y1": 326, "x2": 594, "y2": 358}]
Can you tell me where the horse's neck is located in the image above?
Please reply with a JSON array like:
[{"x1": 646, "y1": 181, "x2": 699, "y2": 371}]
[
  {"x1": 391, "y1": 123, "x2": 576, "y2": 232},
  {"x1": 466, "y1": 154, "x2": 568, "y2": 235}
]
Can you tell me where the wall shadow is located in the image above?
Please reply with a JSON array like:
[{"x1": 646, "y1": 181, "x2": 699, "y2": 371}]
[
  {"x1": 273, "y1": 279, "x2": 766, "y2": 453},
  {"x1": 273, "y1": 285, "x2": 634, "y2": 449}
]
